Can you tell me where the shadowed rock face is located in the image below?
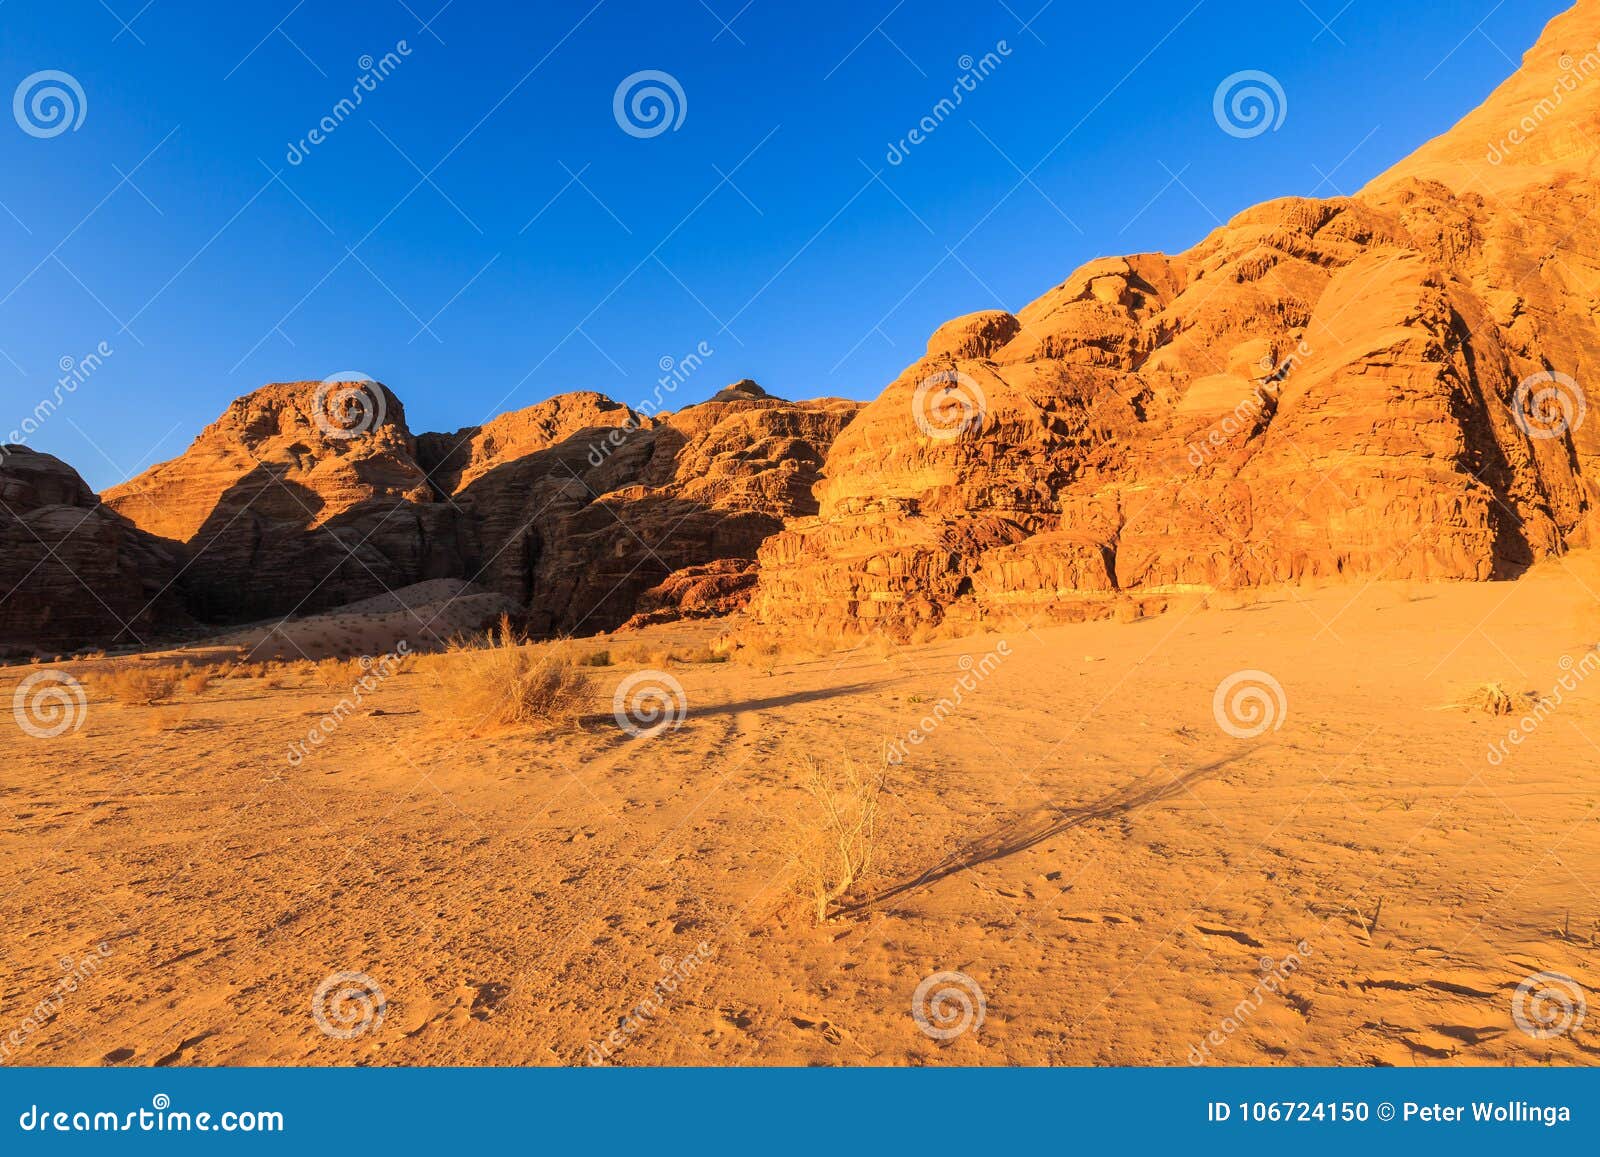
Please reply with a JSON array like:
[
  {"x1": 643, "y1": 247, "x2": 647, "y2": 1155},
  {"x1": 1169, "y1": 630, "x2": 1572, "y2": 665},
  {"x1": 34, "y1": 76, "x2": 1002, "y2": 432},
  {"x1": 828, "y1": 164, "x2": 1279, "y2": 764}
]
[
  {"x1": 753, "y1": 2, "x2": 1600, "y2": 636},
  {"x1": 100, "y1": 380, "x2": 859, "y2": 638},
  {"x1": 0, "y1": 447, "x2": 190, "y2": 652},
  {"x1": 418, "y1": 383, "x2": 860, "y2": 635}
]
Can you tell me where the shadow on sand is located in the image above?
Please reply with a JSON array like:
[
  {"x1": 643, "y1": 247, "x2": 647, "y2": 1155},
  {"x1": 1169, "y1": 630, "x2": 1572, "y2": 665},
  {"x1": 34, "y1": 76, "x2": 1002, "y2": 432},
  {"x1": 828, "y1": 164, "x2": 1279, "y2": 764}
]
[{"x1": 845, "y1": 752, "x2": 1249, "y2": 912}]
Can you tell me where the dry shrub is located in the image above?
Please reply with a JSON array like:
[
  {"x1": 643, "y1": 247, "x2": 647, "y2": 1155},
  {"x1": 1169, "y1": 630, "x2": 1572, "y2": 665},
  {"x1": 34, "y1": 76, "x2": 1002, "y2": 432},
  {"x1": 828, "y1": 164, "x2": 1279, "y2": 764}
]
[
  {"x1": 786, "y1": 754, "x2": 890, "y2": 923},
  {"x1": 142, "y1": 705, "x2": 192, "y2": 734},
  {"x1": 99, "y1": 666, "x2": 179, "y2": 705},
  {"x1": 670, "y1": 646, "x2": 728, "y2": 665},
  {"x1": 430, "y1": 615, "x2": 589, "y2": 733},
  {"x1": 178, "y1": 665, "x2": 212, "y2": 695},
  {"x1": 1454, "y1": 681, "x2": 1554, "y2": 717},
  {"x1": 315, "y1": 657, "x2": 364, "y2": 689}
]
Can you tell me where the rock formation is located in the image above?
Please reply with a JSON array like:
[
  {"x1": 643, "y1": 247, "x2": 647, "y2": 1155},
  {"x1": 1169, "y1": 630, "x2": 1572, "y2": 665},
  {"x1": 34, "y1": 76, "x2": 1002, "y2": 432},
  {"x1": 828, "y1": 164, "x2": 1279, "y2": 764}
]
[
  {"x1": 0, "y1": 447, "x2": 189, "y2": 653},
  {"x1": 99, "y1": 379, "x2": 858, "y2": 639},
  {"x1": 752, "y1": 1, "x2": 1600, "y2": 635}
]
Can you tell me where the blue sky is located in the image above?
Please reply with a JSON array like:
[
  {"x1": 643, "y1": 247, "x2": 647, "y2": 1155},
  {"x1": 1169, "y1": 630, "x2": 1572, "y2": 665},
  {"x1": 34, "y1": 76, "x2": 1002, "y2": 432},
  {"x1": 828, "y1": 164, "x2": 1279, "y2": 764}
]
[{"x1": 0, "y1": 0, "x2": 1569, "y2": 491}]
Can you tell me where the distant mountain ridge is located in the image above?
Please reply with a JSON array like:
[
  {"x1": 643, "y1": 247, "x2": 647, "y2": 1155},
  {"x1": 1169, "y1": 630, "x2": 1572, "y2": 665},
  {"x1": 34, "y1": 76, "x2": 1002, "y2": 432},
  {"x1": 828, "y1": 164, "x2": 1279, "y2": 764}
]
[{"x1": 1, "y1": 381, "x2": 858, "y2": 652}]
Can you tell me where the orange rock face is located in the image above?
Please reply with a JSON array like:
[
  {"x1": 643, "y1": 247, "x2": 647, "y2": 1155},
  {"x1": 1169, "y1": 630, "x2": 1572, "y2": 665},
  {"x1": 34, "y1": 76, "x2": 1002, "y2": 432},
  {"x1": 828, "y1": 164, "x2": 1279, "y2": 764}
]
[
  {"x1": 753, "y1": 3, "x2": 1600, "y2": 635},
  {"x1": 102, "y1": 380, "x2": 859, "y2": 638}
]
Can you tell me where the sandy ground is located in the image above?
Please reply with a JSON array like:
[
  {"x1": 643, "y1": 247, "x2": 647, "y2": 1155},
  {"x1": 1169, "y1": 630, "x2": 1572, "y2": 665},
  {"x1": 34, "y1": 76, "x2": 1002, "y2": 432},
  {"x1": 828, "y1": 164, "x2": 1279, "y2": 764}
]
[{"x1": 3, "y1": 562, "x2": 1598, "y2": 1067}]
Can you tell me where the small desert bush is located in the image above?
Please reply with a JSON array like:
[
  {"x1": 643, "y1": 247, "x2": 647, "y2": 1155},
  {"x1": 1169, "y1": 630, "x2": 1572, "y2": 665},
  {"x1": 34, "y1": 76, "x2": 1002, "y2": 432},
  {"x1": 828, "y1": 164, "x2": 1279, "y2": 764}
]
[
  {"x1": 99, "y1": 666, "x2": 179, "y2": 705},
  {"x1": 670, "y1": 646, "x2": 728, "y2": 665},
  {"x1": 430, "y1": 615, "x2": 590, "y2": 733},
  {"x1": 1452, "y1": 681, "x2": 1549, "y2": 717},
  {"x1": 178, "y1": 664, "x2": 212, "y2": 695},
  {"x1": 315, "y1": 657, "x2": 364, "y2": 689},
  {"x1": 142, "y1": 705, "x2": 192, "y2": 734},
  {"x1": 786, "y1": 754, "x2": 890, "y2": 923},
  {"x1": 581, "y1": 650, "x2": 613, "y2": 667}
]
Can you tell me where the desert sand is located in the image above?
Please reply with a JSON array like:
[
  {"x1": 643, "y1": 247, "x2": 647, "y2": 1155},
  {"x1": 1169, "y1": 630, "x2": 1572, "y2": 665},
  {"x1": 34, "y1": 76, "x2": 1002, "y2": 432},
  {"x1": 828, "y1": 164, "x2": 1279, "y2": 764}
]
[{"x1": 4, "y1": 559, "x2": 1596, "y2": 1067}]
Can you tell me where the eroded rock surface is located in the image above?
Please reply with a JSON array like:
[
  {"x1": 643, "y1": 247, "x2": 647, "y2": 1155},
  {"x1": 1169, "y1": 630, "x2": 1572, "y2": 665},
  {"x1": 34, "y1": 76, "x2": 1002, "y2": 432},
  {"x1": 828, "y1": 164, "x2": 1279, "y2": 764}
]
[
  {"x1": 753, "y1": 2, "x2": 1600, "y2": 635},
  {"x1": 101, "y1": 380, "x2": 858, "y2": 639},
  {"x1": 1, "y1": 447, "x2": 189, "y2": 652}
]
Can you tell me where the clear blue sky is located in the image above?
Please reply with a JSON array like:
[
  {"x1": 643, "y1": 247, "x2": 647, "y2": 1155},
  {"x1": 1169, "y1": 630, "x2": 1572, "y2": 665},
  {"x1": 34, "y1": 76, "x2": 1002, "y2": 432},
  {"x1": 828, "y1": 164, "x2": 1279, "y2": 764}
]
[{"x1": 0, "y1": 0, "x2": 1569, "y2": 492}]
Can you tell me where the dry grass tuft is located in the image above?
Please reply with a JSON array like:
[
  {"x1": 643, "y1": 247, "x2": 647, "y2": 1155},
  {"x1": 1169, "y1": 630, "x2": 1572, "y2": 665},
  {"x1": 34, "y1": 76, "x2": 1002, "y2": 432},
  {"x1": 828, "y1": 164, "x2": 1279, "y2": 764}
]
[
  {"x1": 99, "y1": 666, "x2": 179, "y2": 705},
  {"x1": 1447, "y1": 681, "x2": 1548, "y2": 716},
  {"x1": 429, "y1": 615, "x2": 590, "y2": 734},
  {"x1": 142, "y1": 705, "x2": 192, "y2": 734},
  {"x1": 786, "y1": 754, "x2": 890, "y2": 923}
]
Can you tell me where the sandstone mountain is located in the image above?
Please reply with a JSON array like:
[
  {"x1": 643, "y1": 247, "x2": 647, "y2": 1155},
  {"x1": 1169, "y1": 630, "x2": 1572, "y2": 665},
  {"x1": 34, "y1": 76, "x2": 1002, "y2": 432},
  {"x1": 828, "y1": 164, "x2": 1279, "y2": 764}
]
[
  {"x1": 8, "y1": 3, "x2": 1598, "y2": 655},
  {"x1": 0, "y1": 447, "x2": 190, "y2": 653},
  {"x1": 92, "y1": 379, "x2": 857, "y2": 642},
  {"x1": 753, "y1": 1, "x2": 1600, "y2": 635}
]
